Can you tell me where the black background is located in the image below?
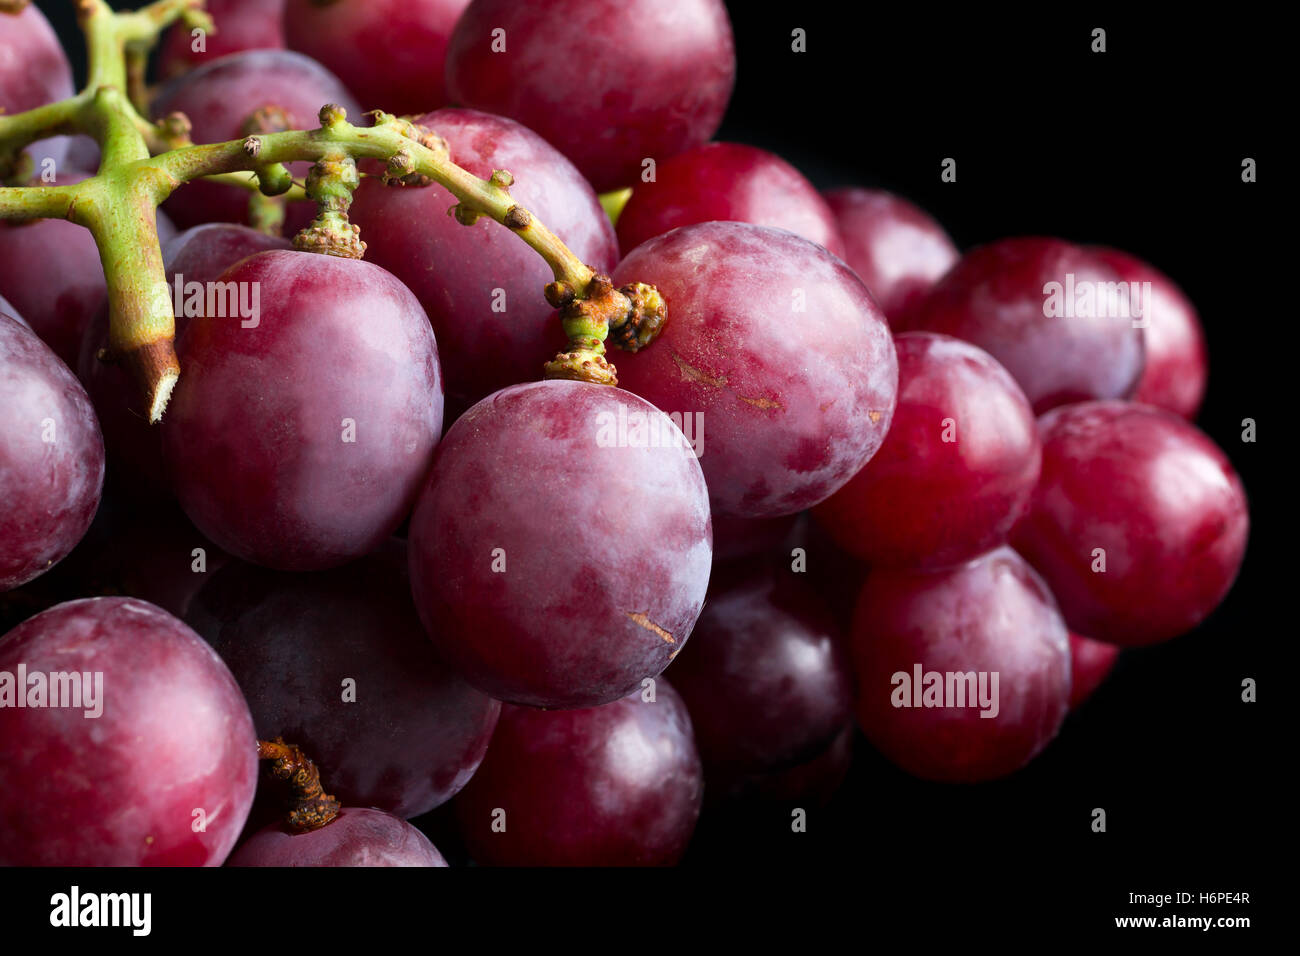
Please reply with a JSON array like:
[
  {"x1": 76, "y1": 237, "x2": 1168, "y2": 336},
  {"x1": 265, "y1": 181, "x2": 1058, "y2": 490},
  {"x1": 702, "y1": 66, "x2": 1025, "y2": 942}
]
[{"x1": 11, "y1": 0, "x2": 1281, "y2": 938}]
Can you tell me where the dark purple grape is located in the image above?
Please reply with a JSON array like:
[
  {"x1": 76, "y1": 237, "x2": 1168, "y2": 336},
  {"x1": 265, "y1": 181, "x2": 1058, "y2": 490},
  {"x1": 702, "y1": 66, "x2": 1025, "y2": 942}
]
[
  {"x1": 163, "y1": 250, "x2": 443, "y2": 570},
  {"x1": 228, "y1": 808, "x2": 447, "y2": 866},
  {"x1": 612, "y1": 222, "x2": 898, "y2": 517},
  {"x1": 151, "y1": 50, "x2": 361, "y2": 229},
  {"x1": 446, "y1": 0, "x2": 735, "y2": 192},
  {"x1": 667, "y1": 566, "x2": 851, "y2": 775},
  {"x1": 617, "y1": 142, "x2": 845, "y2": 258},
  {"x1": 349, "y1": 107, "x2": 616, "y2": 411},
  {"x1": 453, "y1": 684, "x2": 702, "y2": 866},
  {"x1": 283, "y1": 0, "x2": 469, "y2": 114},
  {"x1": 901, "y1": 237, "x2": 1145, "y2": 413},
  {"x1": 408, "y1": 380, "x2": 711, "y2": 708},
  {"x1": 812, "y1": 332, "x2": 1041, "y2": 569},
  {"x1": 0, "y1": 5, "x2": 74, "y2": 174},
  {"x1": 78, "y1": 224, "x2": 293, "y2": 501},
  {"x1": 711, "y1": 512, "x2": 798, "y2": 563},
  {"x1": 823, "y1": 187, "x2": 959, "y2": 325},
  {"x1": 1011, "y1": 401, "x2": 1248, "y2": 646},
  {"x1": 0, "y1": 170, "x2": 105, "y2": 368},
  {"x1": 185, "y1": 546, "x2": 500, "y2": 818},
  {"x1": 716, "y1": 725, "x2": 854, "y2": 808},
  {"x1": 0, "y1": 597, "x2": 257, "y2": 865},
  {"x1": 1, "y1": 314, "x2": 104, "y2": 592},
  {"x1": 852, "y1": 547, "x2": 1072, "y2": 783},
  {"x1": 0, "y1": 293, "x2": 27, "y2": 329}
]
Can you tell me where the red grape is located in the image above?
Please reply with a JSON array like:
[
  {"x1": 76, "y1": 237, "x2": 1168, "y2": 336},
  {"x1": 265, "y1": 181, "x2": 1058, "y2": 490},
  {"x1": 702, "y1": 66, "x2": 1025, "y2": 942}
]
[
  {"x1": 616, "y1": 142, "x2": 845, "y2": 258},
  {"x1": 158, "y1": 0, "x2": 286, "y2": 78},
  {"x1": 812, "y1": 332, "x2": 1041, "y2": 569},
  {"x1": 0, "y1": 293, "x2": 26, "y2": 329},
  {"x1": 611, "y1": 222, "x2": 898, "y2": 517},
  {"x1": 163, "y1": 250, "x2": 444, "y2": 570},
  {"x1": 78, "y1": 224, "x2": 292, "y2": 501},
  {"x1": 851, "y1": 547, "x2": 1071, "y2": 782},
  {"x1": 711, "y1": 512, "x2": 798, "y2": 563},
  {"x1": 185, "y1": 546, "x2": 500, "y2": 818},
  {"x1": 151, "y1": 50, "x2": 361, "y2": 229},
  {"x1": 283, "y1": 0, "x2": 469, "y2": 114},
  {"x1": 0, "y1": 597, "x2": 257, "y2": 865},
  {"x1": 228, "y1": 808, "x2": 447, "y2": 867},
  {"x1": 900, "y1": 237, "x2": 1145, "y2": 413},
  {"x1": 823, "y1": 187, "x2": 959, "y2": 324},
  {"x1": 667, "y1": 566, "x2": 851, "y2": 774},
  {"x1": 1068, "y1": 632, "x2": 1119, "y2": 709},
  {"x1": 349, "y1": 107, "x2": 616, "y2": 411},
  {"x1": 0, "y1": 170, "x2": 105, "y2": 368},
  {"x1": 718, "y1": 725, "x2": 854, "y2": 808},
  {"x1": 1, "y1": 314, "x2": 104, "y2": 592},
  {"x1": 446, "y1": 0, "x2": 735, "y2": 192},
  {"x1": 1091, "y1": 247, "x2": 1207, "y2": 419},
  {"x1": 1011, "y1": 401, "x2": 1248, "y2": 646},
  {"x1": 0, "y1": 4, "x2": 74, "y2": 174},
  {"x1": 408, "y1": 380, "x2": 711, "y2": 708},
  {"x1": 453, "y1": 684, "x2": 702, "y2": 866}
]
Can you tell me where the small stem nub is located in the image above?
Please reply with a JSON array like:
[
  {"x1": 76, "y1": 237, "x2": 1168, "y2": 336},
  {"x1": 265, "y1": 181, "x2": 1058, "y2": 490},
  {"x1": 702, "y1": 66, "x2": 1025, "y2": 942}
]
[
  {"x1": 543, "y1": 277, "x2": 669, "y2": 385},
  {"x1": 257, "y1": 738, "x2": 342, "y2": 833}
]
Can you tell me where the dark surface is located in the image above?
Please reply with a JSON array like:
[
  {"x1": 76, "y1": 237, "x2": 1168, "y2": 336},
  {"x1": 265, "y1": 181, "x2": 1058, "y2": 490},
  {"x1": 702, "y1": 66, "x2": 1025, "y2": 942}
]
[{"x1": 22, "y1": 0, "x2": 1278, "y2": 927}]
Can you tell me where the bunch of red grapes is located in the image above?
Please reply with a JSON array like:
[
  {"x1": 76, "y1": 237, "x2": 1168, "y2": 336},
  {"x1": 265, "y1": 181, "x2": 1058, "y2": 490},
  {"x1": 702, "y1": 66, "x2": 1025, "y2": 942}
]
[{"x1": 0, "y1": 0, "x2": 1248, "y2": 867}]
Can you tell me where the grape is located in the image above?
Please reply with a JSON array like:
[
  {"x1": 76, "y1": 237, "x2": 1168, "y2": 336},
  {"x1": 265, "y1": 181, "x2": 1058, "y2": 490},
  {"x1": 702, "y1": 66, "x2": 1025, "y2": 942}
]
[
  {"x1": 851, "y1": 547, "x2": 1071, "y2": 782},
  {"x1": 1, "y1": 314, "x2": 104, "y2": 592},
  {"x1": 719, "y1": 725, "x2": 854, "y2": 808},
  {"x1": 900, "y1": 237, "x2": 1145, "y2": 413},
  {"x1": 666, "y1": 566, "x2": 851, "y2": 775},
  {"x1": 611, "y1": 222, "x2": 898, "y2": 518},
  {"x1": 78, "y1": 224, "x2": 292, "y2": 501},
  {"x1": 0, "y1": 4, "x2": 74, "y2": 174},
  {"x1": 110, "y1": 504, "x2": 232, "y2": 620},
  {"x1": 1011, "y1": 401, "x2": 1248, "y2": 646},
  {"x1": 1091, "y1": 247, "x2": 1207, "y2": 419},
  {"x1": 616, "y1": 142, "x2": 845, "y2": 259},
  {"x1": 1068, "y1": 632, "x2": 1119, "y2": 709},
  {"x1": 227, "y1": 808, "x2": 447, "y2": 867},
  {"x1": 349, "y1": 107, "x2": 617, "y2": 412},
  {"x1": 0, "y1": 294, "x2": 26, "y2": 329},
  {"x1": 785, "y1": 515, "x2": 869, "y2": 634},
  {"x1": 445, "y1": 0, "x2": 735, "y2": 192},
  {"x1": 151, "y1": 50, "x2": 361, "y2": 230},
  {"x1": 283, "y1": 0, "x2": 469, "y2": 114},
  {"x1": 453, "y1": 684, "x2": 702, "y2": 866},
  {"x1": 823, "y1": 187, "x2": 959, "y2": 325},
  {"x1": 711, "y1": 512, "x2": 798, "y2": 563},
  {"x1": 162, "y1": 250, "x2": 444, "y2": 570},
  {"x1": 812, "y1": 332, "x2": 1041, "y2": 569},
  {"x1": 185, "y1": 546, "x2": 500, "y2": 818},
  {"x1": 0, "y1": 597, "x2": 257, "y2": 865},
  {"x1": 0, "y1": 170, "x2": 105, "y2": 368},
  {"x1": 158, "y1": 0, "x2": 287, "y2": 78},
  {"x1": 408, "y1": 380, "x2": 711, "y2": 708}
]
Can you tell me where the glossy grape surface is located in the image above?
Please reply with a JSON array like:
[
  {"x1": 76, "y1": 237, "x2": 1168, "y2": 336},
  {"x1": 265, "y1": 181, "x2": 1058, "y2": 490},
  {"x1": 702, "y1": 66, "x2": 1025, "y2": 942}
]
[
  {"x1": 163, "y1": 250, "x2": 443, "y2": 570},
  {"x1": 668, "y1": 567, "x2": 850, "y2": 774},
  {"x1": 617, "y1": 142, "x2": 845, "y2": 258},
  {"x1": 159, "y1": 0, "x2": 286, "y2": 78},
  {"x1": 1091, "y1": 247, "x2": 1208, "y2": 419},
  {"x1": 408, "y1": 380, "x2": 711, "y2": 708},
  {"x1": 612, "y1": 222, "x2": 898, "y2": 517},
  {"x1": 1011, "y1": 401, "x2": 1248, "y2": 646},
  {"x1": 0, "y1": 597, "x2": 257, "y2": 865},
  {"x1": 446, "y1": 0, "x2": 735, "y2": 191},
  {"x1": 901, "y1": 237, "x2": 1144, "y2": 413},
  {"x1": 1068, "y1": 632, "x2": 1120, "y2": 709},
  {"x1": 186, "y1": 546, "x2": 500, "y2": 818},
  {"x1": 1, "y1": 315, "x2": 104, "y2": 592},
  {"x1": 824, "y1": 187, "x2": 959, "y2": 324},
  {"x1": 851, "y1": 547, "x2": 1072, "y2": 782},
  {"x1": 283, "y1": 0, "x2": 469, "y2": 114},
  {"x1": 813, "y1": 333, "x2": 1041, "y2": 569},
  {"x1": 79, "y1": 224, "x2": 292, "y2": 501},
  {"x1": 453, "y1": 684, "x2": 702, "y2": 866},
  {"x1": 228, "y1": 808, "x2": 447, "y2": 867},
  {"x1": 151, "y1": 50, "x2": 361, "y2": 229}
]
